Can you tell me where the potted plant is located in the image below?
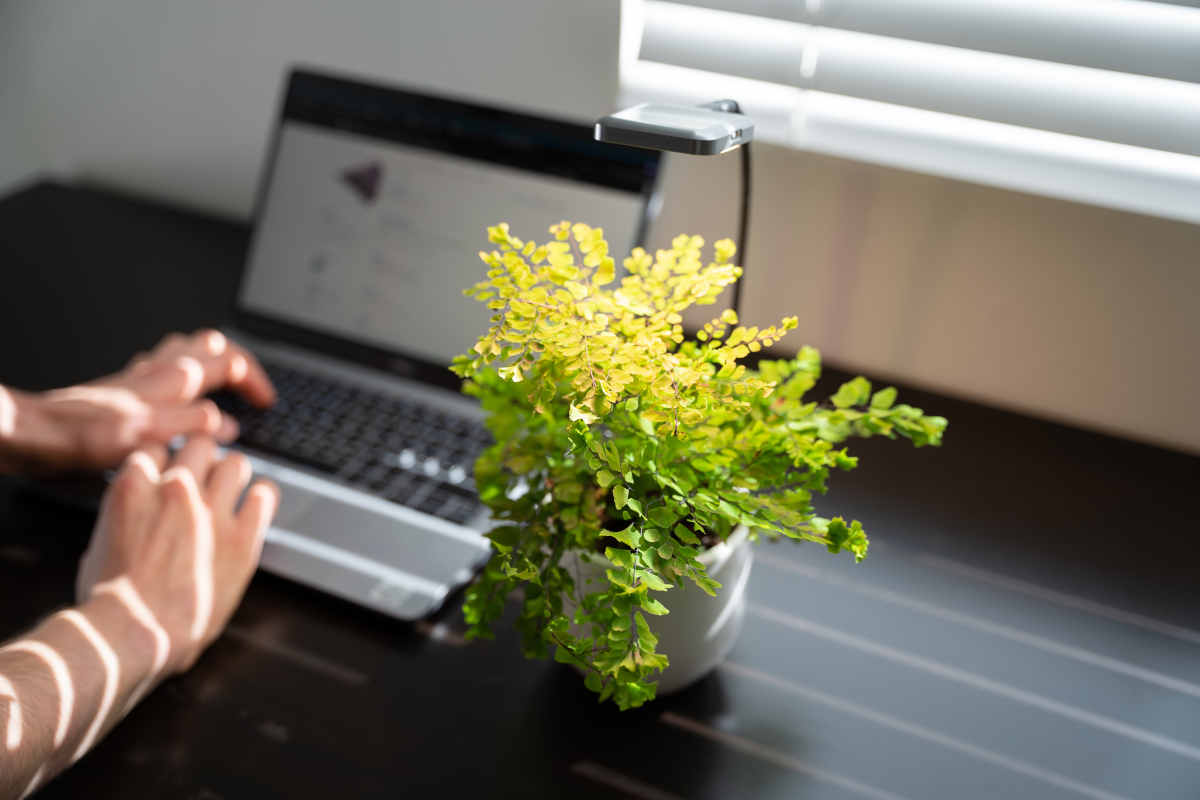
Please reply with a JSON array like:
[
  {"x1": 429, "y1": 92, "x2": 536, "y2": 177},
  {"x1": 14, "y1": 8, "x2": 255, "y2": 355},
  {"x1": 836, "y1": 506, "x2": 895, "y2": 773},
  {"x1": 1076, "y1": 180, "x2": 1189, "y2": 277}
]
[{"x1": 452, "y1": 221, "x2": 947, "y2": 710}]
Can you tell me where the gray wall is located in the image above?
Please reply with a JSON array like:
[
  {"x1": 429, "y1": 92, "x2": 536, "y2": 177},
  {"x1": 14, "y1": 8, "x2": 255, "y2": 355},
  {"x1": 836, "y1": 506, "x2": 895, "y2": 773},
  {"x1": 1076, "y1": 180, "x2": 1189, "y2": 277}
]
[
  {"x1": 653, "y1": 145, "x2": 1200, "y2": 455},
  {"x1": 2, "y1": 1, "x2": 1197, "y2": 454}
]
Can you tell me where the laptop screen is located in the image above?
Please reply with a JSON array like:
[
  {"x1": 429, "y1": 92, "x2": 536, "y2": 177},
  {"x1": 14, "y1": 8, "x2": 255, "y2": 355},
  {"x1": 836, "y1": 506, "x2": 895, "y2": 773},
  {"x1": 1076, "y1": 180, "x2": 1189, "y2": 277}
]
[{"x1": 238, "y1": 70, "x2": 660, "y2": 372}]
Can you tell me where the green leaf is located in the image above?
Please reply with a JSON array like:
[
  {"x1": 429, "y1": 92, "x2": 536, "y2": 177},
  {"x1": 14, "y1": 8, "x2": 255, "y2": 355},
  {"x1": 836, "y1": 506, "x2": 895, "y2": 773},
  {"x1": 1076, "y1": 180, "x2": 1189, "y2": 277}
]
[
  {"x1": 596, "y1": 469, "x2": 617, "y2": 488},
  {"x1": 689, "y1": 573, "x2": 721, "y2": 596},
  {"x1": 605, "y1": 547, "x2": 635, "y2": 568},
  {"x1": 638, "y1": 570, "x2": 672, "y2": 591},
  {"x1": 553, "y1": 481, "x2": 582, "y2": 503},
  {"x1": 633, "y1": 611, "x2": 659, "y2": 650},
  {"x1": 641, "y1": 528, "x2": 663, "y2": 544},
  {"x1": 606, "y1": 568, "x2": 635, "y2": 592},
  {"x1": 613, "y1": 484, "x2": 629, "y2": 509},
  {"x1": 636, "y1": 415, "x2": 656, "y2": 436},
  {"x1": 606, "y1": 523, "x2": 640, "y2": 549},
  {"x1": 640, "y1": 652, "x2": 669, "y2": 672},
  {"x1": 823, "y1": 516, "x2": 870, "y2": 562},
  {"x1": 647, "y1": 506, "x2": 677, "y2": 528},
  {"x1": 485, "y1": 525, "x2": 521, "y2": 554},
  {"x1": 832, "y1": 376, "x2": 872, "y2": 409},
  {"x1": 673, "y1": 524, "x2": 701, "y2": 545},
  {"x1": 639, "y1": 595, "x2": 669, "y2": 615},
  {"x1": 870, "y1": 386, "x2": 897, "y2": 410},
  {"x1": 624, "y1": 497, "x2": 644, "y2": 517}
]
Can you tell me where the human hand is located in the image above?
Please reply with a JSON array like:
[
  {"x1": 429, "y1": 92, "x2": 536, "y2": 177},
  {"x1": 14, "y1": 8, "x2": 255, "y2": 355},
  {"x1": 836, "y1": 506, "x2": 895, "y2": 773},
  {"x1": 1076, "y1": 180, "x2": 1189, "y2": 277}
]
[
  {"x1": 3, "y1": 329, "x2": 275, "y2": 472},
  {"x1": 76, "y1": 437, "x2": 279, "y2": 674}
]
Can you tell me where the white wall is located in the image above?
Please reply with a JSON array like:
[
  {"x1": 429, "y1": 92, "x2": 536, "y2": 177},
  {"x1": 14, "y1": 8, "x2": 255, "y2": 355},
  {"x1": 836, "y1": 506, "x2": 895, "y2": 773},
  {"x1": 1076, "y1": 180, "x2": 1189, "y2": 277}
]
[{"x1": 0, "y1": 0, "x2": 620, "y2": 217}]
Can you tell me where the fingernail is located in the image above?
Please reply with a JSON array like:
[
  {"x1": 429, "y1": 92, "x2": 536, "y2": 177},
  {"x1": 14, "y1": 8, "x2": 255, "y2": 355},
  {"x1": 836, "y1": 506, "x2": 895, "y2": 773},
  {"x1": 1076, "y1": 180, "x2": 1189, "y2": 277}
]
[
  {"x1": 229, "y1": 353, "x2": 248, "y2": 383},
  {"x1": 127, "y1": 451, "x2": 161, "y2": 481},
  {"x1": 206, "y1": 331, "x2": 228, "y2": 356},
  {"x1": 203, "y1": 402, "x2": 222, "y2": 433},
  {"x1": 175, "y1": 356, "x2": 203, "y2": 399}
]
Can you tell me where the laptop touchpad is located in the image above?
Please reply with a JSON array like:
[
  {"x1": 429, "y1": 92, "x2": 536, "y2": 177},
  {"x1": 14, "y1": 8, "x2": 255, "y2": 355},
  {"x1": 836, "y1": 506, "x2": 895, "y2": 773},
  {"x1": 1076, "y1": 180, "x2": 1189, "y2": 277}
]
[{"x1": 247, "y1": 458, "x2": 490, "y2": 620}]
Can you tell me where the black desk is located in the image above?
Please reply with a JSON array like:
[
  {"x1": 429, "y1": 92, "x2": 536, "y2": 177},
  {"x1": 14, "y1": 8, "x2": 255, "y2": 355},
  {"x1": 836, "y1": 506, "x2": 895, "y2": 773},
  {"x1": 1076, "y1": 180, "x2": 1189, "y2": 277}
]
[{"x1": 2, "y1": 181, "x2": 1198, "y2": 799}]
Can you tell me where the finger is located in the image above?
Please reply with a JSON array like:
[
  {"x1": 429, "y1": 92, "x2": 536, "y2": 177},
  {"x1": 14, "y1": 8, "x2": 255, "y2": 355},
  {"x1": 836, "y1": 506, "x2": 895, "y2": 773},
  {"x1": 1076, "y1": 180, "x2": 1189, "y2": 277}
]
[
  {"x1": 235, "y1": 479, "x2": 279, "y2": 558},
  {"x1": 151, "y1": 332, "x2": 275, "y2": 408},
  {"x1": 138, "y1": 443, "x2": 171, "y2": 473},
  {"x1": 172, "y1": 331, "x2": 234, "y2": 393},
  {"x1": 121, "y1": 351, "x2": 153, "y2": 377},
  {"x1": 158, "y1": 467, "x2": 214, "y2": 642},
  {"x1": 192, "y1": 329, "x2": 229, "y2": 359},
  {"x1": 225, "y1": 343, "x2": 276, "y2": 408},
  {"x1": 127, "y1": 356, "x2": 205, "y2": 403},
  {"x1": 169, "y1": 436, "x2": 219, "y2": 485},
  {"x1": 124, "y1": 330, "x2": 214, "y2": 383},
  {"x1": 93, "y1": 449, "x2": 164, "y2": 567},
  {"x1": 215, "y1": 412, "x2": 239, "y2": 444},
  {"x1": 148, "y1": 332, "x2": 191, "y2": 360},
  {"x1": 206, "y1": 451, "x2": 252, "y2": 513},
  {"x1": 179, "y1": 347, "x2": 270, "y2": 406},
  {"x1": 149, "y1": 399, "x2": 222, "y2": 442},
  {"x1": 107, "y1": 449, "x2": 163, "y2": 511}
]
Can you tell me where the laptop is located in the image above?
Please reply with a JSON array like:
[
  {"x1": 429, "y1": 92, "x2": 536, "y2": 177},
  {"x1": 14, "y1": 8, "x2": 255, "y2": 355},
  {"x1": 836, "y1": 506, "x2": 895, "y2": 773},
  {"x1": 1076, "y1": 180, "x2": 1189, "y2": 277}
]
[{"x1": 216, "y1": 68, "x2": 662, "y2": 620}]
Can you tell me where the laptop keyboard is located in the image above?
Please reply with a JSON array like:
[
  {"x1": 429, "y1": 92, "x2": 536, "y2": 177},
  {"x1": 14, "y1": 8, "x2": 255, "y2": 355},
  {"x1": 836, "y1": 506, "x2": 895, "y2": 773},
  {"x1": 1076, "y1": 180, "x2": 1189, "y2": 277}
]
[{"x1": 213, "y1": 360, "x2": 491, "y2": 526}]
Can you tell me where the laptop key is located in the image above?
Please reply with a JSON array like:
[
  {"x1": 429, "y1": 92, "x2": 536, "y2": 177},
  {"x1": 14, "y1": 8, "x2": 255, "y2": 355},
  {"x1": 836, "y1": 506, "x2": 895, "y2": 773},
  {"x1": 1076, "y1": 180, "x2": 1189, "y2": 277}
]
[{"x1": 224, "y1": 357, "x2": 488, "y2": 518}]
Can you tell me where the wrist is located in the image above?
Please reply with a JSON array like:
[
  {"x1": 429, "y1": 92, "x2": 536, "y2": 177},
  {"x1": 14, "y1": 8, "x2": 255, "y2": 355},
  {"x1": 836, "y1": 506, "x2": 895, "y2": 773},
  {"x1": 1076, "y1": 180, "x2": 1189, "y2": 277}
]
[
  {"x1": 0, "y1": 387, "x2": 57, "y2": 474},
  {"x1": 75, "y1": 593, "x2": 161, "y2": 695},
  {"x1": 0, "y1": 385, "x2": 23, "y2": 472}
]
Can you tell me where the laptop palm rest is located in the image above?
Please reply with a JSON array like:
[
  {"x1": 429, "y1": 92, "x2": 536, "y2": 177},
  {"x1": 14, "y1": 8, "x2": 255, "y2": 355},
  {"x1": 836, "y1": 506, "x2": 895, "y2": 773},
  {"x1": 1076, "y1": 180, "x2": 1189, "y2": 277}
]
[{"x1": 247, "y1": 455, "x2": 491, "y2": 620}]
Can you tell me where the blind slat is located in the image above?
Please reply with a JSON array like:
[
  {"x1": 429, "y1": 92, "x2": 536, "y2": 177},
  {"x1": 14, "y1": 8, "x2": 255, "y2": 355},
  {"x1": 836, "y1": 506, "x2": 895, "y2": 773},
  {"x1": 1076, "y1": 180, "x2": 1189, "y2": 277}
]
[
  {"x1": 676, "y1": 0, "x2": 1200, "y2": 83},
  {"x1": 642, "y1": 1, "x2": 1200, "y2": 156},
  {"x1": 620, "y1": 60, "x2": 1200, "y2": 225}
]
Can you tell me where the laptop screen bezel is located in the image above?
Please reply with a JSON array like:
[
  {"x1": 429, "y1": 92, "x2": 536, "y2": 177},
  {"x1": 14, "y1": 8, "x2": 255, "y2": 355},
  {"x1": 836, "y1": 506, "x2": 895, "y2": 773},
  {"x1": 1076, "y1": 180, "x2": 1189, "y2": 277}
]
[{"x1": 233, "y1": 67, "x2": 662, "y2": 392}]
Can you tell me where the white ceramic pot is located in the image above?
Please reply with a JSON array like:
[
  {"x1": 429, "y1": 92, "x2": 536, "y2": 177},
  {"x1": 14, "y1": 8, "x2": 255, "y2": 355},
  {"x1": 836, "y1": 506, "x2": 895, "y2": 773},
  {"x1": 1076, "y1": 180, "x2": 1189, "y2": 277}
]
[{"x1": 562, "y1": 525, "x2": 753, "y2": 694}]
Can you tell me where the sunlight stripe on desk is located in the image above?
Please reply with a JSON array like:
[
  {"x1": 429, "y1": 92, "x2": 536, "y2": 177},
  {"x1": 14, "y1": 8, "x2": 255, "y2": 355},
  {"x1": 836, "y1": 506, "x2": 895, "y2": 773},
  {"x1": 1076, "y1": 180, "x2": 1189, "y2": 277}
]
[
  {"x1": 661, "y1": 712, "x2": 912, "y2": 800},
  {"x1": 756, "y1": 551, "x2": 1200, "y2": 698},
  {"x1": 721, "y1": 660, "x2": 1129, "y2": 800},
  {"x1": 916, "y1": 555, "x2": 1200, "y2": 646},
  {"x1": 224, "y1": 626, "x2": 369, "y2": 686},
  {"x1": 749, "y1": 604, "x2": 1200, "y2": 763},
  {"x1": 414, "y1": 621, "x2": 470, "y2": 647},
  {"x1": 570, "y1": 760, "x2": 685, "y2": 800}
]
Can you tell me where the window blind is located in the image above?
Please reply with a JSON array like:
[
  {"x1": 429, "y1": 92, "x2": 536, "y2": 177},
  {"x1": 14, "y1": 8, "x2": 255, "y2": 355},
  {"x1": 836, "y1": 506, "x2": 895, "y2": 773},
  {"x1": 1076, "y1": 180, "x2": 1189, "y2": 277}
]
[{"x1": 620, "y1": 0, "x2": 1200, "y2": 223}]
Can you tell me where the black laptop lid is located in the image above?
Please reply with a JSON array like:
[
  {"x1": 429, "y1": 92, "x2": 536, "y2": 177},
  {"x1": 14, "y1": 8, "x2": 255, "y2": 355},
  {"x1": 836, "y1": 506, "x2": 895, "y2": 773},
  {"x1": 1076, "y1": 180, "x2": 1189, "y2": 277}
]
[{"x1": 234, "y1": 68, "x2": 661, "y2": 391}]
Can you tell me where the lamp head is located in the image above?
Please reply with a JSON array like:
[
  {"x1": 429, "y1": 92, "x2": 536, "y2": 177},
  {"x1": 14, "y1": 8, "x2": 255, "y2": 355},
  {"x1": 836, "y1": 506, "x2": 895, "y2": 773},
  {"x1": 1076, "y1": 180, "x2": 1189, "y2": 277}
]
[{"x1": 594, "y1": 102, "x2": 754, "y2": 155}]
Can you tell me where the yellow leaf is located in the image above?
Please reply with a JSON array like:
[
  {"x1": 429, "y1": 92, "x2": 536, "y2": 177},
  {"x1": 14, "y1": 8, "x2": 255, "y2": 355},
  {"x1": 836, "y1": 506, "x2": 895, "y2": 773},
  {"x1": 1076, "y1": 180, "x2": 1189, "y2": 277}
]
[
  {"x1": 568, "y1": 403, "x2": 598, "y2": 425},
  {"x1": 594, "y1": 257, "x2": 615, "y2": 286}
]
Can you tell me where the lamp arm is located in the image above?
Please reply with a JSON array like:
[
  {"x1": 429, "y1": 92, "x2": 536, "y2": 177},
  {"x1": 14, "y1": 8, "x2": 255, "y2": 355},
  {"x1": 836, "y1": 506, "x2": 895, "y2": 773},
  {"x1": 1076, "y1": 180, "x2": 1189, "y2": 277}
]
[
  {"x1": 733, "y1": 141, "x2": 750, "y2": 318},
  {"x1": 699, "y1": 99, "x2": 750, "y2": 316}
]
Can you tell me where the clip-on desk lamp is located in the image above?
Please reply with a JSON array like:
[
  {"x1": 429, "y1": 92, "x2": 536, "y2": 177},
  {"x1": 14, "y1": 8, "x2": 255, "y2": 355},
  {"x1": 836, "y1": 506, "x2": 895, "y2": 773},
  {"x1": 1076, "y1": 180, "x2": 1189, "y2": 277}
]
[{"x1": 594, "y1": 99, "x2": 754, "y2": 315}]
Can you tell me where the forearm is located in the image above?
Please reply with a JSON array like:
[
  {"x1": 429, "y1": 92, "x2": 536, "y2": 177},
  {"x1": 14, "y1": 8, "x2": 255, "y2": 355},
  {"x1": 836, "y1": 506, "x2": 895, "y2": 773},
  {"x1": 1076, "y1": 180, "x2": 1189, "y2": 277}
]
[{"x1": 0, "y1": 593, "x2": 161, "y2": 799}]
